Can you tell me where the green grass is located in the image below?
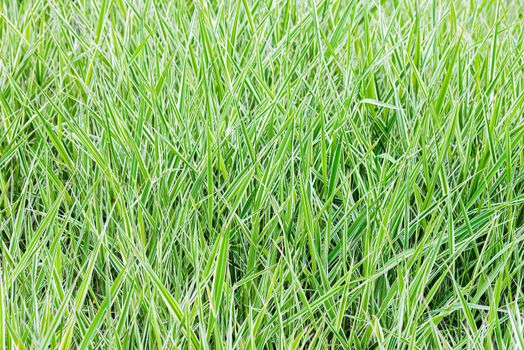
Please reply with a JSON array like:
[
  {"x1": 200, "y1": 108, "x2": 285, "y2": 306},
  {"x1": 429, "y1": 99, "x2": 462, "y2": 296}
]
[{"x1": 1, "y1": 0, "x2": 524, "y2": 348}]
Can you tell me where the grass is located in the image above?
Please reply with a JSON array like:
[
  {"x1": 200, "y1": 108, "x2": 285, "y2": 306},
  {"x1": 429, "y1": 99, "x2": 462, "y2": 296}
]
[{"x1": 1, "y1": 0, "x2": 524, "y2": 348}]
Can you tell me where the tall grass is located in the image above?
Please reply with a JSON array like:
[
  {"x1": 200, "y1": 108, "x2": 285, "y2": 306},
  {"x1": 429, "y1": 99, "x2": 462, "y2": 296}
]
[{"x1": 1, "y1": 0, "x2": 523, "y2": 348}]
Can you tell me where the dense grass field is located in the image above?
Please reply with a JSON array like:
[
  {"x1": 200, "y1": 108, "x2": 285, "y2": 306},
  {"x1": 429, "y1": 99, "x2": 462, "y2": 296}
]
[{"x1": 1, "y1": 0, "x2": 524, "y2": 348}]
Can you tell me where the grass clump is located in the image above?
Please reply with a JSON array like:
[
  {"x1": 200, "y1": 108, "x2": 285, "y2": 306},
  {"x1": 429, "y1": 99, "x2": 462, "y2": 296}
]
[{"x1": 1, "y1": 0, "x2": 524, "y2": 348}]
